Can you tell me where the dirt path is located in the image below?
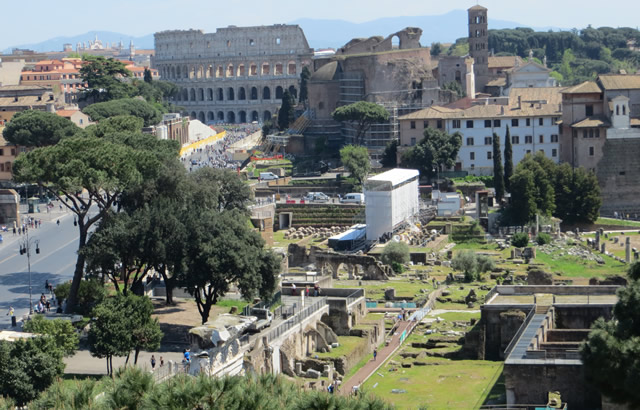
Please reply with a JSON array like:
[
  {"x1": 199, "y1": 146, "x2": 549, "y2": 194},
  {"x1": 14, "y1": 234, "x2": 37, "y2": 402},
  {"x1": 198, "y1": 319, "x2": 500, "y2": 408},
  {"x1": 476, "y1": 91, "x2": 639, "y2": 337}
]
[{"x1": 340, "y1": 320, "x2": 415, "y2": 396}]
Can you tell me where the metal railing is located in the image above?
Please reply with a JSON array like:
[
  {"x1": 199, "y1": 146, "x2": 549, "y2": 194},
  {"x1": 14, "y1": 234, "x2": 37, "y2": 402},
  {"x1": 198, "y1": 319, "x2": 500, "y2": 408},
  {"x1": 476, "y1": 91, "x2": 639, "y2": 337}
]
[
  {"x1": 503, "y1": 306, "x2": 536, "y2": 358},
  {"x1": 345, "y1": 289, "x2": 364, "y2": 306},
  {"x1": 265, "y1": 297, "x2": 327, "y2": 343}
]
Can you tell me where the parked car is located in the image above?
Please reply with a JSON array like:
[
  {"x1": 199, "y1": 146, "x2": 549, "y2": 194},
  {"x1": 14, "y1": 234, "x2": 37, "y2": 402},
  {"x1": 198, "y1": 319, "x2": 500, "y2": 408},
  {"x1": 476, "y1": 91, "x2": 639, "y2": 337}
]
[
  {"x1": 259, "y1": 172, "x2": 279, "y2": 180},
  {"x1": 247, "y1": 308, "x2": 273, "y2": 332}
]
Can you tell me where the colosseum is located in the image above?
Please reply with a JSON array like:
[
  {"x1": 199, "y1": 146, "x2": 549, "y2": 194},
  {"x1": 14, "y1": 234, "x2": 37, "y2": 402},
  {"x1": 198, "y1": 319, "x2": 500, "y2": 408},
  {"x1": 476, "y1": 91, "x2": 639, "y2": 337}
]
[{"x1": 153, "y1": 25, "x2": 313, "y2": 124}]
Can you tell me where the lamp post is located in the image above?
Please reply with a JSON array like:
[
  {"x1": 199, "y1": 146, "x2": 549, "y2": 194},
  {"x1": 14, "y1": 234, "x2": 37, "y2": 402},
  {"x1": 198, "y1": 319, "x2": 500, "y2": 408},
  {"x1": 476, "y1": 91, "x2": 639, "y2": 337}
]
[{"x1": 19, "y1": 227, "x2": 40, "y2": 315}]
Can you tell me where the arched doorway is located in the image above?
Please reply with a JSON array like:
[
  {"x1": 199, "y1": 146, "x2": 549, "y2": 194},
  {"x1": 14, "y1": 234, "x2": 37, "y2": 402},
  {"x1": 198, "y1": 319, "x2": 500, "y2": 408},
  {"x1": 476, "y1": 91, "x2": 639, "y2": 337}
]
[
  {"x1": 263, "y1": 110, "x2": 271, "y2": 122},
  {"x1": 207, "y1": 88, "x2": 214, "y2": 101},
  {"x1": 239, "y1": 111, "x2": 247, "y2": 123},
  {"x1": 227, "y1": 111, "x2": 236, "y2": 123},
  {"x1": 263, "y1": 86, "x2": 271, "y2": 100},
  {"x1": 217, "y1": 88, "x2": 224, "y2": 101},
  {"x1": 217, "y1": 112, "x2": 224, "y2": 121},
  {"x1": 198, "y1": 112, "x2": 205, "y2": 122},
  {"x1": 190, "y1": 89, "x2": 196, "y2": 101},
  {"x1": 227, "y1": 87, "x2": 235, "y2": 101},
  {"x1": 250, "y1": 87, "x2": 258, "y2": 100},
  {"x1": 275, "y1": 86, "x2": 283, "y2": 99},
  {"x1": 251, "y1": 111, "x2": 259, "y2": 122},
  {"x1": 238, "y1": 87, "x2": 246, "y2": 100}
]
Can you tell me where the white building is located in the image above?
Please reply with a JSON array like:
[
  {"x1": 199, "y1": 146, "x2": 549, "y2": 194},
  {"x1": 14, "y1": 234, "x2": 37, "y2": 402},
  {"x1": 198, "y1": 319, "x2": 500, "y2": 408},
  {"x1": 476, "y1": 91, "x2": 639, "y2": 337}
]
[
  {"x1": 398, "y1": 87, "x2": 563, "y2": 176},
  {"x1": 364, "y1": 168, "x2": 419, "y2": 241}
]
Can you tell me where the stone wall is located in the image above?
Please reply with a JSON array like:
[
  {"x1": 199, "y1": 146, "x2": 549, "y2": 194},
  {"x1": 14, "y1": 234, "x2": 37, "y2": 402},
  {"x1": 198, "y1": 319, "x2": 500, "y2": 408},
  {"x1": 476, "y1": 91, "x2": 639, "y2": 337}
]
[
  {"x1": 554, "y1": 305, "x2": 613, "y2": 329},
  {"x1": 481, "y1": 307, "x2": 530, "y2": 360},
  {"x1": 596, "y1": 138, "x2": 640, "y2": 215}
]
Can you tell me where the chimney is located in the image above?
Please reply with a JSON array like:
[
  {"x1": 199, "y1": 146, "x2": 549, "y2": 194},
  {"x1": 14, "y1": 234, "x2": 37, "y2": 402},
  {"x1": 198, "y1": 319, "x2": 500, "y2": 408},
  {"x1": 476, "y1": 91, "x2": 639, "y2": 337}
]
[
  {"x1": 517, "y1": 95, "x2": 521, "y2": 109},
  {"x1": 46, "y1": 103, "x2": 55, "y2": 113},
  {"x1": 500, "y1": 106, "x2": 504, "y2": 116}
]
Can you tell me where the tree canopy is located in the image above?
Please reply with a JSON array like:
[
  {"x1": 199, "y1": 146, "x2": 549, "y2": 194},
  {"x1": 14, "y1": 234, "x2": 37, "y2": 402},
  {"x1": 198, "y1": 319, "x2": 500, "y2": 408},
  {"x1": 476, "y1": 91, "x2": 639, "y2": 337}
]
[
  {"x1": 79, "y1": 56, "x2": 133, "y2": 103},
  {"x1": 277, "y1": 90, "x2": 295, "y2": 130},
  {"x1": 82, "y1": 98, "x2": 162, "y2": 127},
  {"x1": 23, "y1": 315, "x2": 79, "y2": 357},
  {"x1": 340, "y1": 144, "x2": 371, "y2": 186},
  {"x1": 504, "y1": 126, "x2": 514, "y2": 192},
  {"x1": 581, "y1": 262, "x2": 640, "y2": 407},
  {"x1": 381, "y1": 139, "x2": 399, "y2": 168},
  {"x1": 299, "y1": 66, "x2": 311, "y2": 106},
  {"x1": 400, "y1": 127, "x2": 462, "y2": 179},
  {"x1": 492, "y1": 132, "x2": 504, "y2": 202},
  {"x1": 332, "y1": 101, "x2": 389, "y2": 145},
  {"x1": 85, "y1": 115, "x2": 143, "y2": 138},
  {"x1": 2, "y1": 110, "x2": 83, "y2": 147}
]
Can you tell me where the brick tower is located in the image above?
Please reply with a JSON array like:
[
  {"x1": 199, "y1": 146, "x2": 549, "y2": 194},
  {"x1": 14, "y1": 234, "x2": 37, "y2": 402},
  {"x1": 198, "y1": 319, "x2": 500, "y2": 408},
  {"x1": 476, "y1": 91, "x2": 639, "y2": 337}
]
[{"x1": 468, "y1": 4, "x2": 489, "y2": 91}]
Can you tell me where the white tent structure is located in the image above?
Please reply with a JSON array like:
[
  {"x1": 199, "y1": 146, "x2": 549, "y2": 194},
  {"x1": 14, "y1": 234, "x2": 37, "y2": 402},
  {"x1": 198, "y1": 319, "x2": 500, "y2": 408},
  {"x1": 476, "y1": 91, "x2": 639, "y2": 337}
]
[{"x1": 364, "y1": 168, "x2": 420, "y2": 241}]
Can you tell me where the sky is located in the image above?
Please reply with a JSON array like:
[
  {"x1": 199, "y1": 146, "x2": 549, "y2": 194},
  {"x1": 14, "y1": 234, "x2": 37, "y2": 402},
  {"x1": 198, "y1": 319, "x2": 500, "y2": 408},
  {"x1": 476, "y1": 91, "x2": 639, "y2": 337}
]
[{"x1": 2, "y1": 0, "x2": 640, "y2": 50}]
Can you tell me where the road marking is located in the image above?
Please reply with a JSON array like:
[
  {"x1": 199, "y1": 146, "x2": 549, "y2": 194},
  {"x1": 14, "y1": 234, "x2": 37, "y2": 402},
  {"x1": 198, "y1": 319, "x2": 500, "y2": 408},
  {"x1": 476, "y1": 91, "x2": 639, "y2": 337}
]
[
  {"x1": 0, "y1": 252, "x2": 18, "y2": 265},
  {"x1": 55, "y1": 261, "x2": 77, "y2": 276},
  {"x1": 28, "y1": 236, "x2": 79, "y2": 268}
]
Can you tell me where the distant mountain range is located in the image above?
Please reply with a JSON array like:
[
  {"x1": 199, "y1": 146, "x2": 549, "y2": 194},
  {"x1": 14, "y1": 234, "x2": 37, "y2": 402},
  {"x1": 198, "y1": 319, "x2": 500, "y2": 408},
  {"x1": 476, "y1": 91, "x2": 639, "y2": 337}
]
[{"x1": 3, "y1": 10, "x2": 566, "y2": 54}]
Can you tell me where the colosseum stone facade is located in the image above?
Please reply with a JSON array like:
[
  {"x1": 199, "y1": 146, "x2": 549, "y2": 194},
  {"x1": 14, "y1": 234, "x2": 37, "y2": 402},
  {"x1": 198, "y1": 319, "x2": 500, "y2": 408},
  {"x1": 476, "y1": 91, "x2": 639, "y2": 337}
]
[{"x1": 153, "y1": 25, "x2": 313, "y2": 124}]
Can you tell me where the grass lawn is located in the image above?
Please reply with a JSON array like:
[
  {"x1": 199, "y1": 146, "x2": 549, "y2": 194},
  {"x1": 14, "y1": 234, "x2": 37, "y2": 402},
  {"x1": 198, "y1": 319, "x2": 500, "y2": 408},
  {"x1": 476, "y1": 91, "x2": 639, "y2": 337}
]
[
  {"x1": 272, "y1": 230, "x2": 302, "y2": 247},
  {"x1": 535, "y1": 251, "x2": 627, "y2": 278},
  {"x1": 596, "y1": 217, "x2": 640, "y2": 227},
  {"x1": 363, "y1": 359, "x2": 503, "y2": 409},
  {"x1": 214, "y1": 299, "x2": 250, "y2": 312},
  {"x1": 434, "y1": 311, "x2": 481, "y2": 321},
  {"x1": 334, "y1": 280, "x2": 430, "y2": 300},
  {"x1": 317, "y1": 336, "x2": 367, "y2": 359}
]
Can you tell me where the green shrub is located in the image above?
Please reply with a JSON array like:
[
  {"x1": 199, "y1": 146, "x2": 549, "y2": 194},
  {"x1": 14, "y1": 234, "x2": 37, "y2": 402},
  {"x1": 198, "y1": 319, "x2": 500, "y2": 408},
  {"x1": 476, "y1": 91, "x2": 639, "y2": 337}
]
[
  {"x1": 53, "y1": 279, "x2": 105, "y2": 316},
  {"x1": 512, "y1": 232, "x2": 529, "y2": 248},
  {"x1": 476, "y1": 254, "x2": 496, "y2": 275},
  {"x1": 381, "y1": 241, "x2": 410, "y2": 266},
  {"x1": 391, "y1": 261, "x2": 405, "y2": 274},
  {"x1": 536, "y1": 232, "x2": 551, "y2": 245},
  {"x1": 452, "y1": 250, "x2": 478, "y2": 282}
]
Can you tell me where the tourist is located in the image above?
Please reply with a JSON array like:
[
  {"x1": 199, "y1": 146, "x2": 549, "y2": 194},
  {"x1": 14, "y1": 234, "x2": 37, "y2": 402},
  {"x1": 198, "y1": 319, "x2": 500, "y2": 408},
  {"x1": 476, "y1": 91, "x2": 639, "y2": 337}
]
[
  {"x1": 313, "y1": 284, "x2": 320, "y2": 297},
  {"x1": 151, "y1": 355, "x2": 156, "y2": 369},
  {"x1": 160, "y1": 356, "x2": 164, "y2": 367},
  {"x1": 373, "y1": 348, "x2": 377, "y2": 361},
  {"x1": 183, "y1": 349, "x2": 191, "y2": 363},
  {"x1": 291, "y1": 283, "x2": 297, "y2": 296}
]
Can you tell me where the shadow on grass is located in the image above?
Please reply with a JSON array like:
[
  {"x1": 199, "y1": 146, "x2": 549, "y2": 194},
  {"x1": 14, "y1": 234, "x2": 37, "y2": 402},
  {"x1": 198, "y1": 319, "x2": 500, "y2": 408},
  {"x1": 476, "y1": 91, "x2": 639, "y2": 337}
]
[{"x1": 480, "y1": 370, "x2": 506, "y2": 406}]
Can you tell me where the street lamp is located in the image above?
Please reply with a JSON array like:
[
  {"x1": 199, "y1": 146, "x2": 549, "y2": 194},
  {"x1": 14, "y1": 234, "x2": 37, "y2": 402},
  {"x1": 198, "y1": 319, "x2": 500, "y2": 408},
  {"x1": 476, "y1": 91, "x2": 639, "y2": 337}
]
[{"x1": 18, "y1": 228, "x2": 40, "y2": 315}]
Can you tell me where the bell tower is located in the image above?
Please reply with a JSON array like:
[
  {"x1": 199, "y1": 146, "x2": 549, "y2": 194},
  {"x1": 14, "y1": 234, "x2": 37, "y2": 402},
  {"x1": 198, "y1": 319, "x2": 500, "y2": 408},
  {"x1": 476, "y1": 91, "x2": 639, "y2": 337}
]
[{"x1": 468, "y1": 5, "x2": 489, "y2": 91}]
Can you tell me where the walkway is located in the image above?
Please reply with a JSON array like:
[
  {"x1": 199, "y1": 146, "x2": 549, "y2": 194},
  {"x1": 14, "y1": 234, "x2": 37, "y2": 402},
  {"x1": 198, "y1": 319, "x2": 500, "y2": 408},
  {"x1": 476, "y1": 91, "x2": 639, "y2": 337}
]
[
  {"x1": 340, "y1": 320, "x2": 415, "y2": 395},
  {"x1": 508, "y1": 313, "x2": 546, "y2": 360}
]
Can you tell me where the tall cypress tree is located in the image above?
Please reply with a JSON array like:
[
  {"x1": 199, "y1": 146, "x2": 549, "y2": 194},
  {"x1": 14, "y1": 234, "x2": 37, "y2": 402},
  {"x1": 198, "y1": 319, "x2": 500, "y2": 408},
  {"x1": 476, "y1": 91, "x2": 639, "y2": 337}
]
[
  {"x1": 277, "y1": 90, "x2": 295, "y2": 130},
  {"x1": 504, "y1": 125, "x2": 514, "y2": 192},
  {"x1": 492, "y1": 132, "x2": 504, "y2": 202}
]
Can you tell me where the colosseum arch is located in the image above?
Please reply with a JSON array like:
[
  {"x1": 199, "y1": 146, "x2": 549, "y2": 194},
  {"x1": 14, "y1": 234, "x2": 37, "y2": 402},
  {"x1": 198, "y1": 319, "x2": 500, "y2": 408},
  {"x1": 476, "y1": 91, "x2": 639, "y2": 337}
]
[
  {"x1": 198, "y1": 88, "x2": 204, "y2": 101},
  {"x1": 176, "y1": 66, "x2": 181, "y2": 78},
  {"x1": 226, "y1": 64, "x2": 234, "y2": 77},
  {"x1": 190, "y1": 88, "x2": 196, "y2": 101},
  {"x1": 216, "y1": 66, "x2": 223, "y2": 78},
  {"x1": 251, "y1": 111, "x2": 259, "y2": 122},
  {"x1": 289, "y1": 85, "x2": 297, "y2": 99},
  {"x1": 198, "y1": 112, "x2": 205, "y2": 122},
  {"x1": 207, "y1": 112, "x2": 215, "y2": 121},
  {"x1": 197, "y1": 65, "x2": 204, "y2": 79},
  {"x1": 217, "y1": 112, "x2": 224, "y2": 121},
  {"x1": 262, "y1": 63, "x2": 270, "y2": 75},
  {"x1": 239, "y1": 110, "x2": 247, "y2": 123},
  {"x1": 250, "y1": 87, "x2": 258, "y2": 100},
  {"x1": 288, "y1": 61, "x2": 297, "y2": 75},
  {"x1": 263, "y1": 86, "x2": 271, "y2": 100},
  {"x1": 249, "y1": 63, "x2": 258, "y2": 76},
  {"x1": 275, "y1": 63, "x2": 283, "y2": 76},
  {"x1": 227, "y1": 111, "x2": 236, "y2": 123},
  {"x1": 263, "y1": 110, "x2": 271, "y2": 121},
  {"x1": 227, "y1": 87, "x2": 235, "y2": 100},
  {"x1": 189, "y1": 66, "x2": 196, "y2": 79},
  {"x1": 217, "y1": 88, "x2": 224, "y2": 101},
  {"x1": 206, "y1": 65, "x2": 213, "y2": 78},
  {"x1": 182, "y1": 88, "x2": 188, "y2": 101},
  {"x1": 207, "y1": 88, "x2": 214, "y2": 101},
  {"x1": 275, "y1": 86, "x2": 283, "y2": 99},
  {"x1": 171, "y1": 66, "x2": 176, "y2": 79},
  {"x1": 190, "y1": 111, "x2": 197, "y2": 119},
  {"x1": 237, "y1": 64, "x2": 245, "y2": 77},
  {"x1": 183, "y1": 65, "x2": 189, "y2": 79},
  {"x1": 238, "y1": 87, "x2": 246, "y2": 100}
]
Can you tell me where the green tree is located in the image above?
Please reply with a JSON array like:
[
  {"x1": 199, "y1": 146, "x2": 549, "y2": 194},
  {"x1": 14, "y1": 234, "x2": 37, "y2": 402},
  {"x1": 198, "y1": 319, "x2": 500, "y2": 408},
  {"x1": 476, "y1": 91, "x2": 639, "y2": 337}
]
[
  {"x1": 452, "y1": 250, "x2": 478, "y2": 282},
  {"x1": 299, "y1": 66, "x2": 311, "y2": 107},
  {"x1": 277, "y1": 90, "x2": 295, "y2": 130},
  {"x1": 512, "y1": 232, "x2": 530, "y2": 248},
  {"x1": 0, "y1": 337, "x2": 64, "y2": 406},
  {"x1": 554, "y1": 163, "x2": 601, "y2": 224},
  {"x1": 85, "y1": 115, "x2": 143, "y2": 138},
  {"x1": 381, "y1": 241, "x2": 410, "y2": 269},
  {"x1": 2, "y1": 110, "x2": 83, "y2": 147},
  {"x1": 400, "y1": 127, "x2": 462, "y2": 179},
  {"x1": 143, "y1": 67, "x2": 153, "y2": 83},
  {"x1": 380, "y1": 139, "x2": 399, "y2": 168},
  {"x1": 507, "y1": 169, "x2": 537, "y2": 225},
  {"x1": 340, "y1": 144, "x2": 371, "y2": 186},
  {"x1": 492, "y1": 132, "x2": 504, "y2": 202},
  {"x1": 431, "y1": 42, "x2": 442, "y2": 56},
  {"x1": 332, "y1": 101, "x2": 389, "y2": 145},
  {"x1": 442, "y1": 81, "x2": 465, "y2": 99},
  {"x1": 23, "y1": 315, "x2": 79, "y2": 357},
  {"x1": 262, "y1": 120, "x2": 274, "y2": 138},
  {"x1": 82, "y1": 98, "x2": 162, "y2": 127},
  {"x1": 581, "y1": 263, "x2": 640, "y2": 407},
  {"x1": 13, "y1": 134, "x2": 177, "y2": 314},
  {"x1": 79, "y1": 55, "x2": 133, "y2": 102},
  {"x1": 504, "y1": 126, "x2": 513, "y2": 192},
  {"x1": 88, "y1": 294, "x2": 162, "y2": 374}
]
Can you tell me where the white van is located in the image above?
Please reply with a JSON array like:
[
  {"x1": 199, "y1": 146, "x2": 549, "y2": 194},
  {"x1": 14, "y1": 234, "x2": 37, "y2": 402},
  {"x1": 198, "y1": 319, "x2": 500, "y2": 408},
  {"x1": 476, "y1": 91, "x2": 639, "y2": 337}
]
[
  {"x1": 259, "y1": 172, "x2": 278, "y2": 181},
  {"x1": 304, "y1": 192, "x2": 330, "y2": 203},
  {"x1": 340, "y1": 193, "x2": 365, "y2": 204}
]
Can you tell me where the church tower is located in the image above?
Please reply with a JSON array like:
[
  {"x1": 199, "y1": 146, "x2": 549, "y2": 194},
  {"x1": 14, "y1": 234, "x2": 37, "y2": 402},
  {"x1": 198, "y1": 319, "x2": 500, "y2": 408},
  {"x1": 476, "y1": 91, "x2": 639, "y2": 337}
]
[{"x1": 468, "y1": 5, "x2": 489, "y2": 91}]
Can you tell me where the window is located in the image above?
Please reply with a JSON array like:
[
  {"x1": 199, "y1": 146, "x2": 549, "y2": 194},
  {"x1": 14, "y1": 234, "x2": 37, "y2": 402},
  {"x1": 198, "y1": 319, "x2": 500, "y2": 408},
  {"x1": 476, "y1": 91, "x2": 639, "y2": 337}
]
[
  {"x1": 551, "y1": 134, "x2": 558, "y2": 142},
  {"x1": 589, "y1": 129, "x2": 594, "y2": 138},
  {"x1": 276, "y1": 37, "x2": 281, "y2": 45},
  {"x1": 452, "y1": 120, "x2": 461, "y2": 128},
  {"x1": 11, "y1": 149, "x2": 16, "y2": 156},
  {"x1": 470, "y1": 164, "x2": 475, "y2": 169},
  {"x1": 410, "y1": 121, "x2": 416, "y2": 129},
  {"x1": 423, "y1": 121, "x2": 428, "y2": 129},
  {"x1": 493, "y1": 119, "x2": 501, "y2": 127},
  {"x1": 470, "y1": 152, "x2": 475, "y2": 160},
  {"x1": 583, "y1": 130, "x2": 588, "y2": 138},
  {"x1": 525, "y1": 135, "x2": 532, "y2": 144},
  {"x1": 512, "y1": 135, "x2": 520, "y2": 144},
  {"x1": 0, "y1": 149, "x2": 3, "y2": 156},
  {"x1": 484, "y1": 120, "x2": 492, "y2": 128},
  {"x1": 484, "y1": 136, "x2": 492, "y2": 145},
  {"x1": 539, "y1": 135, "x2": 544, "y2": 143},
  {"x1": 466, "y1": 137, "x2": 474, "y2": 146},
  {"x1": 487, "y1": 151, "x2": 492, "y2": 160},
  {"x1": 539, "y1": 118, "x2": 544, "y2": 126},
  {"x1": 410, "y1": 137, "x2": 416, "y2": 146},
  {"x1": 586, "y1": 104, "x2": 594, "y2": 116},
  {"x1": 526, "y1": 118, "x2": 531, "y2": 126},
  {"x1": 552, "y1": 148, "x2": 557, "y2": 157},
  {"x1": 526, "y1": 150, "x2": 531, "y2": 154},
  {"x1": 595, "y1": 129, "x2": 600, "y2": 138},
  {"x1": 466, "y1": 120, "x2": 474, "y2": 128},
  {"x1": 437, "y1": 120, "x2": 443, "y2": 129},
  {"x1": 511, "y1": 119, "x2": 519, "y2": 127},
  {"x1": 589, "y1": 146, "x2": 595, "y2": 156}
]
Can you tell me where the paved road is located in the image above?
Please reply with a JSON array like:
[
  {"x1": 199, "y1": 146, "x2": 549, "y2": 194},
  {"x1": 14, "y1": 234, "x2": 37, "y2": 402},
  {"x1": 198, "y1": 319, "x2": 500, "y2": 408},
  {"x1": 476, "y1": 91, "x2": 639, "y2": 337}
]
[{"x1": 0, "y1": 202, "x2": 81, "y2": 327}]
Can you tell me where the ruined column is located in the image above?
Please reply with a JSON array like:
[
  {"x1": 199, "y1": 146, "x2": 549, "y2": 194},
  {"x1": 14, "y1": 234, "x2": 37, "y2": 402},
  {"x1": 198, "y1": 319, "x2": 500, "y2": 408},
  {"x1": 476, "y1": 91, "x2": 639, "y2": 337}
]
[
  {"x1": 601, "y1": 243, "x2": 606, "y2": 254},
  {"x1": 595, "y1": 231, "x2": 600, "y2": 250},
  {"x1": 626, "y1": 237, "x2": 631, "y2": 263}
]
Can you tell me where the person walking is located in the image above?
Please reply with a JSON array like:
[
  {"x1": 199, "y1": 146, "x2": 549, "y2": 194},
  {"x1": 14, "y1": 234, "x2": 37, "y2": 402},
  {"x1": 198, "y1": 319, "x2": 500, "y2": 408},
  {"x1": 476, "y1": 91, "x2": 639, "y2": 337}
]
[
  {"x1": 159, "y1": 356, "x2": 164, "y2": 367},
  {"x1": 373, "y1": 348, "x2": 377, "y2": 361},
  {"x1": 150, "y1": 355, "x2": 156, "y2": 369},
  {"x1": 6, "y1": 306, "x2": 14, "y2": 317}
]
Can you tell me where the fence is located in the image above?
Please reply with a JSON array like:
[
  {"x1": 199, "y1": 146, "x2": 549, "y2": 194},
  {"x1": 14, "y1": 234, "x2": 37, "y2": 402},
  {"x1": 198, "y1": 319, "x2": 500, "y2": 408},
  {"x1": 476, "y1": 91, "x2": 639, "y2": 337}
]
[
  {"x1": 152, "y1": 360, "x2": 189, "y2": 383},
  {"x1": 503, "y1": 306, "x2": 536, "y2": 358},
  {"x1": 242, "y1": 291, "x2": 282, "y2": 316},
  {"x1": 265, "y1": 297, "x2": 327, "y2": 343},
  {"x1": 345, "y1": 289, "x2": 364, "y2": 306}
]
